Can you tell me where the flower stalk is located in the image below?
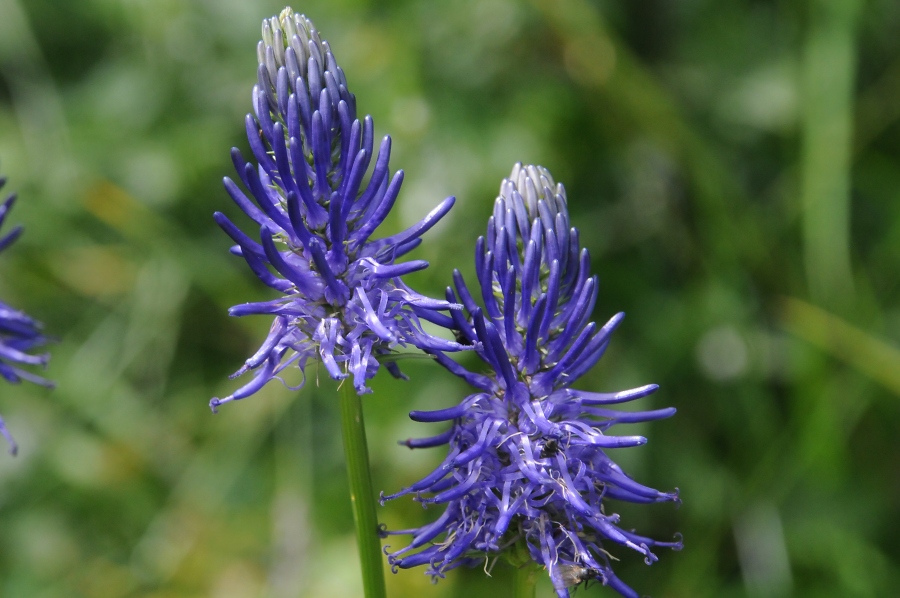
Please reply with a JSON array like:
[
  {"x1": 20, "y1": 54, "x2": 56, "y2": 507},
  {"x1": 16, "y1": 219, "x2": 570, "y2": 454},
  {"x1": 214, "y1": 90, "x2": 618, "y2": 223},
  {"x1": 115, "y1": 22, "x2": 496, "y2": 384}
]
[
  {"x1": 515, "y1": 565, "x2": 538, "y2": 598},
  {"x1": 340, "y1": 381, "x2": 387, "y2": 598}
]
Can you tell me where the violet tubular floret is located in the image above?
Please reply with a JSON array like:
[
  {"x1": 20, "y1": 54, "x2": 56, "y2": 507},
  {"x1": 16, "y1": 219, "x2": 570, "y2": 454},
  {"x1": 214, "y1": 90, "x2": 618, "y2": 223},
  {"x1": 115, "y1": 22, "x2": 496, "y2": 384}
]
[
  {"x1": 383, "y1": 164, "x2": 680, "y2": 597},
  {"x1": 213, "y1": 8, "x2": 471, "y2": 408},
  {"x1": 0, "y1": 174, "x2": 54, "y2": 455}
]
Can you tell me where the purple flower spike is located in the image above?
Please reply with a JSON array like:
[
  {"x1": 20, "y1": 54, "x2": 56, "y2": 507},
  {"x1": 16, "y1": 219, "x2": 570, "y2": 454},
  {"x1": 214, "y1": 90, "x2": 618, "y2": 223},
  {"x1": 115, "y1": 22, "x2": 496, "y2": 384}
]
[
  {"x1": 0, "y1": 174, "x2": 54, "y2": 455},
  {"x1": 384, "y1": 164, "x2": 680, "y2": 597},
  {"x1": 213, "y1": 9, "x2": 472, "y2": 408}
]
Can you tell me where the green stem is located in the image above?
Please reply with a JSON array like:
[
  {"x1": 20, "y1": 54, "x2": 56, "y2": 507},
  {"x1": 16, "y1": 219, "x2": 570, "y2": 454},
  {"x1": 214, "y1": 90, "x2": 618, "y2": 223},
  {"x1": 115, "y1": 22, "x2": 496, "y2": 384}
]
[
  {"x1": 515, "y1": 565, "x2": 537, "y2": 598},
  {"x1": 339, "y1": 382, "x2": 387, "y2": 598}
]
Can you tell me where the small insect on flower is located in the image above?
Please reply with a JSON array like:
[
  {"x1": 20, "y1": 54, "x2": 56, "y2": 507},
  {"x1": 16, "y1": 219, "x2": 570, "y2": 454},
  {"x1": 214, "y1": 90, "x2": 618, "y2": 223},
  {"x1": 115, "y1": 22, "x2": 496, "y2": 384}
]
[
  {"x1": 540, "y1": 437, "x2": 560, "y2": 458},
  {"x1": 558, "y1": 564, "x2": 601, "y2": 588}
]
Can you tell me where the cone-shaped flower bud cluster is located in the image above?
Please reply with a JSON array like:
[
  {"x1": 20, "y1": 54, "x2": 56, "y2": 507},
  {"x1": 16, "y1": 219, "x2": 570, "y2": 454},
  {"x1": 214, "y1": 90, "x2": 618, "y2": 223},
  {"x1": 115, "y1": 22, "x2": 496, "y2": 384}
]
[
  {"x1": 382, "y1": 164, "x2": 680, "y2": 597},
  {"x1": 0, "y1": 175, "x2": 53, "y2": 454},
  {"x1": 213, "y1": 9, "x2": 470, "y2": 410}
]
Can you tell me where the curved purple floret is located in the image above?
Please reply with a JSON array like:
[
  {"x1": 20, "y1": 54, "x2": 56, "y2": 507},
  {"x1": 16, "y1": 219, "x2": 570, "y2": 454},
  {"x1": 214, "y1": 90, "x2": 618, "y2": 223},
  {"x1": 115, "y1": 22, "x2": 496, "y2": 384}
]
[
  {"x1": 0, "y1": 174, "x2": 54, "y2": 455},
  {"x1": 213, "y1": 9, "x2": 471, "y2": 407},
  {"x1": 383, "y1": 164, "x2": 680, "y2": 597}
]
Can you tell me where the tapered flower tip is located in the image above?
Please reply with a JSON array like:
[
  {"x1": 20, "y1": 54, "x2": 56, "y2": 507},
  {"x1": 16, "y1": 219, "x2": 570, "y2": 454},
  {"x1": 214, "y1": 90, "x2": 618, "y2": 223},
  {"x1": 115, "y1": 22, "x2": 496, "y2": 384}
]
[
  {"x1": 258, "y1": 7, "x2": 346, "y2": 98},
  {"x1": 503, "y1": 162, "x2": 567, "y2": 219},
  {"x1": 254, "y1": 7, "x2": 355, "y2": 136},
  {"x1": 260, "y1": 8, "x2": 321, "y2": 70}
]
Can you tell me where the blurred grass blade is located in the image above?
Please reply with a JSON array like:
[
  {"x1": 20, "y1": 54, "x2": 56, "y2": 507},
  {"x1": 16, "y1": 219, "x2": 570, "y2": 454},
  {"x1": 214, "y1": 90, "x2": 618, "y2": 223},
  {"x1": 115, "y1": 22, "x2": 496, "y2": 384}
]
[
  {"x1": 800, "y1": 0, "x2": 861, "y2": 308},
  {"x1": 534, "y1": 0, "x2": 763, "y2": 272},
  {"x1": 0, "y1": 0, "x2": 74, "y2": 199},
  {"x1": 781, "y1": 296, "x2": 900, "y2": 396}
]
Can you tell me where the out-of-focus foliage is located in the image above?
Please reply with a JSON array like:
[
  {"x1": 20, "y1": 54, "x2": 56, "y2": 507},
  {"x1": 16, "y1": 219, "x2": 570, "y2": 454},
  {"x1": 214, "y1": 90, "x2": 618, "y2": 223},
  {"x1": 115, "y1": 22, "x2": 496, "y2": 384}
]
[{"x1": 0, "y1": 0, "x2": 898, "y2": 596}]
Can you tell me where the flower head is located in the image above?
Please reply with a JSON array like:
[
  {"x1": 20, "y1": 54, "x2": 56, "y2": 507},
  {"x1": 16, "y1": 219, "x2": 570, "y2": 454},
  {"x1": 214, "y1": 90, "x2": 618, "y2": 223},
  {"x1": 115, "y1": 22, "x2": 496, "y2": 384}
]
[
  {"x1": 382, "y1": 164, "x2": 680, "y2": 597},
  {"x1": 0, "y1": 175, "x2": 53, "y2": 454},
  {"x1": 212, "y1": 9, "x2": 469, "y2": 410}
]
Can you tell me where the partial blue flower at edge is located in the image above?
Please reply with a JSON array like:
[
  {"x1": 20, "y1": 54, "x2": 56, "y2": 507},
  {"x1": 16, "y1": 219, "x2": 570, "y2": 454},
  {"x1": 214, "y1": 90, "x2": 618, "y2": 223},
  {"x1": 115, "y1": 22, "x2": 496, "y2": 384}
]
[{"x1": 0, "y1": 174, "x2": 54, "y2": 455}]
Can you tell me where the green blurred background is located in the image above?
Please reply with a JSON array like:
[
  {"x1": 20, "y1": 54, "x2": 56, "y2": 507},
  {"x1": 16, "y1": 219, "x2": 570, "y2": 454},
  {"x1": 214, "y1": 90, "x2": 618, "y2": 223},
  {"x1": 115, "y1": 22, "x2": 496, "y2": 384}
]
[{"x1": 1, "y1": 0, "x2": 899, "y2": 596}]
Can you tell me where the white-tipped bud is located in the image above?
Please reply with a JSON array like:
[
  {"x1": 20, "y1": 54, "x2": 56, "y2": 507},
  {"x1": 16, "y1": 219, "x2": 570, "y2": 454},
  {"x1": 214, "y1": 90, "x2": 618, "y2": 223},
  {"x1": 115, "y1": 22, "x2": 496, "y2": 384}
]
[
  {"x1": 500, "y1": 163, "x2": 567, "y2": 221},
  {"x1": 258, "y1": 8, "x2": 329, "y2": 83}
]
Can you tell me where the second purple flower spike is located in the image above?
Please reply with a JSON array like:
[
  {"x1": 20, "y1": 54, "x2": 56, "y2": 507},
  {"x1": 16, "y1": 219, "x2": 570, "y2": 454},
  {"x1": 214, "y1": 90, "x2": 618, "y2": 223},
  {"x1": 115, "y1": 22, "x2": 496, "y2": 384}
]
[
  {"x1": 383, "y1": 164, "x2": 681, "y2": 597},
  {"x1": 212, "y1": 9, "x2": 471, "y2": 410}
]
